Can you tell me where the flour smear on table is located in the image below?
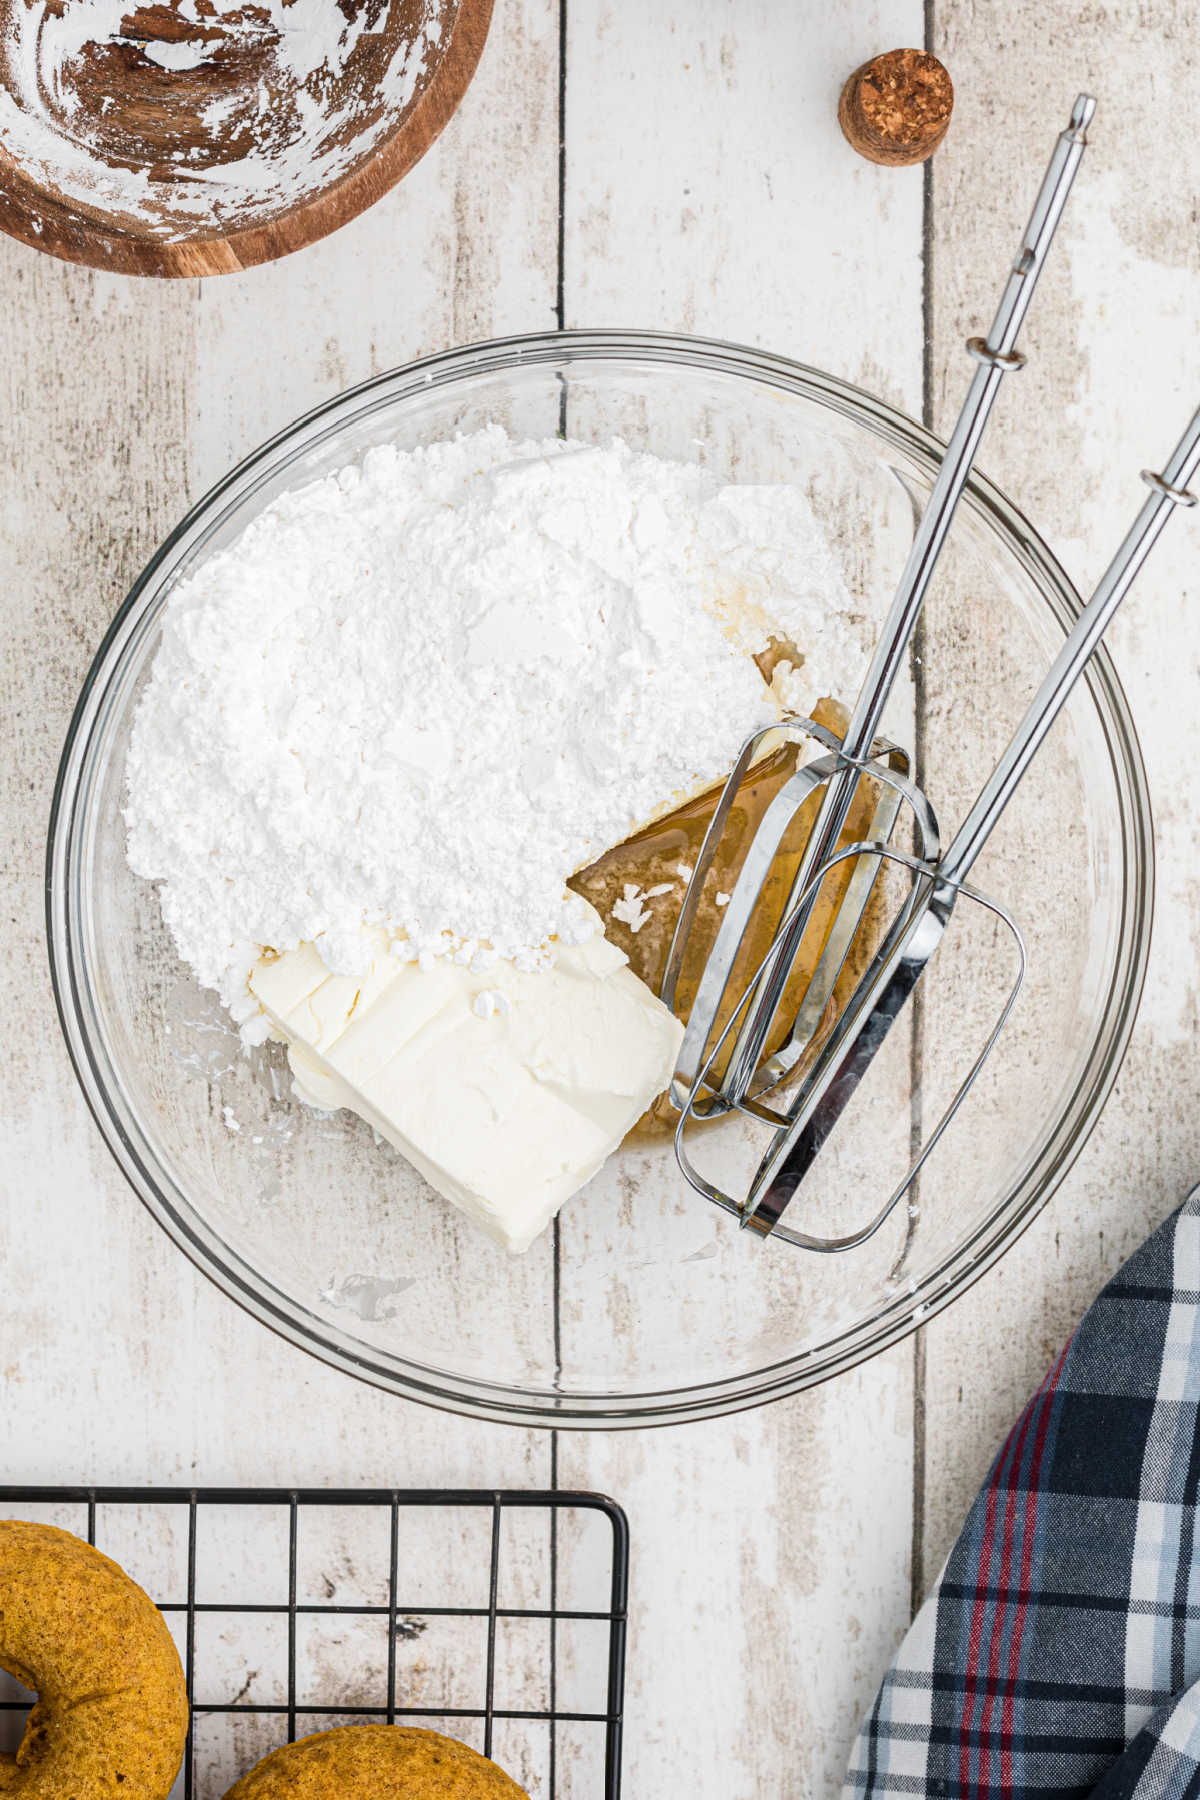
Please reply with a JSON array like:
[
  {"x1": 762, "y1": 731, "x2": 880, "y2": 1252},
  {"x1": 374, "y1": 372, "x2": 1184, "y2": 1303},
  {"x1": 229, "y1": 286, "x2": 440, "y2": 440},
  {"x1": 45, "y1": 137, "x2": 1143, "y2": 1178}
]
[
  {"x1": 124, "y1": 426, "x2": 859, "y2": 1017},
  {"x1": 0, "y1": 0, "x2": 441, "y2": 234}
]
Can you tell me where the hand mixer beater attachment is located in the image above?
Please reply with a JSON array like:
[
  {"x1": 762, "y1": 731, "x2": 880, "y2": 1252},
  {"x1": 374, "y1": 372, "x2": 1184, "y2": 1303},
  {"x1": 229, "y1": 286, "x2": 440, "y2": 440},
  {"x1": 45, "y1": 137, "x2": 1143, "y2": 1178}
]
[{"x1": 665, "y1": 95, "x2": 1200, "y2": 1251}]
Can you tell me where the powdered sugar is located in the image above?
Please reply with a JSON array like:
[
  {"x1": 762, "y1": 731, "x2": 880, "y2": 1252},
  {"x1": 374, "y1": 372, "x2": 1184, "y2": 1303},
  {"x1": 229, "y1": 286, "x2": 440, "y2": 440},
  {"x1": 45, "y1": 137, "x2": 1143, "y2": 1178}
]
[
  {"x1": 125, "y1": 426, "x2": 859, "y2": 1010},
  {"x1": 612, "y1": 882, "x2": 676, "y2": 935}
]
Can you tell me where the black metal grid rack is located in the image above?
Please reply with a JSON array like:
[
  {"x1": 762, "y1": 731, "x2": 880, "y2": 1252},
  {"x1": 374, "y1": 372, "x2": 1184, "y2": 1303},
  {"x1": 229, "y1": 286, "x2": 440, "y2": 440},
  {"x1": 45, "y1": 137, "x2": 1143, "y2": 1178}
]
[{"x1": 0, "y1": 1487, "x2": 628, "y2": 1800}]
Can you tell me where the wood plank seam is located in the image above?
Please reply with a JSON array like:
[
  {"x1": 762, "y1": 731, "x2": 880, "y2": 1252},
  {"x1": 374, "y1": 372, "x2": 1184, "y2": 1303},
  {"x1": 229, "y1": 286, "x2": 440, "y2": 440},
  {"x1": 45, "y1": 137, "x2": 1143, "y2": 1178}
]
[{"x1": 908, "y1": 0, "x2": 939, "y2": 1628}]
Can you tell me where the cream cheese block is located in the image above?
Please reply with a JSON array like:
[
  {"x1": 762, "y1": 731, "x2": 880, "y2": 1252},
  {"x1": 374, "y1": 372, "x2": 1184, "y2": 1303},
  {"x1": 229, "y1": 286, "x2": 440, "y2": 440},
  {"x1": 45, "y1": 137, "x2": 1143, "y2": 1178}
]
[{"x1": 248, "y1": 918, "x2": 684, "y2": 1253}]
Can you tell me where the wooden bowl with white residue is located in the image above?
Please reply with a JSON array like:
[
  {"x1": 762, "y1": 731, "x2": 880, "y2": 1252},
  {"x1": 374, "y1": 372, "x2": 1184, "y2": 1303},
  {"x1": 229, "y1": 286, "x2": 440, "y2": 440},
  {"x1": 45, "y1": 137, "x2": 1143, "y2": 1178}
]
[{"x1": 0, "y1": 0, "x2": 492, "y2": 276}]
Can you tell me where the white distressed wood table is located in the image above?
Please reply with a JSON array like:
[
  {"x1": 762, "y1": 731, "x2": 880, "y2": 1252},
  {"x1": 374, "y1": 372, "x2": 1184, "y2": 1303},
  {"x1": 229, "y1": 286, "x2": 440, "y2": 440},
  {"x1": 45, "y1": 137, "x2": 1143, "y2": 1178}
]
[{"x1": 2, "y1": 4, "x2": 1197, "y2": 1795}]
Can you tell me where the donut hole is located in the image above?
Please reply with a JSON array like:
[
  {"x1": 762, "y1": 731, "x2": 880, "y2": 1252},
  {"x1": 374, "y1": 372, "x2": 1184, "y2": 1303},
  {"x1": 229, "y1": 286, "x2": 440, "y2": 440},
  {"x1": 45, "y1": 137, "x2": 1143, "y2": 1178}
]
[{"x1": 0, "y1": 1663, "x2": 35, "y2": 1760}]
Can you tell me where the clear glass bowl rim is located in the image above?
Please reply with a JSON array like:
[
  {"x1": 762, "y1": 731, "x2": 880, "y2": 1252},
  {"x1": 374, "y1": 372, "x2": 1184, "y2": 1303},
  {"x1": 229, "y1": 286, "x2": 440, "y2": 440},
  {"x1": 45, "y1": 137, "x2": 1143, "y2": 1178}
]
[{"x1": 46, "y1": 328, "x2": 1155, "y2": 1429}]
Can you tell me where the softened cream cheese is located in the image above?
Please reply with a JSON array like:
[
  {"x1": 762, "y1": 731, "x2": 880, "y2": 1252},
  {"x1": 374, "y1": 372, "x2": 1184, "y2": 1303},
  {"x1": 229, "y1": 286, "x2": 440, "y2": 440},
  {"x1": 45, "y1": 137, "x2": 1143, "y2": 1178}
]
[{"x1": 249, "y1": 912, "x2": 684, "y2": 1253}]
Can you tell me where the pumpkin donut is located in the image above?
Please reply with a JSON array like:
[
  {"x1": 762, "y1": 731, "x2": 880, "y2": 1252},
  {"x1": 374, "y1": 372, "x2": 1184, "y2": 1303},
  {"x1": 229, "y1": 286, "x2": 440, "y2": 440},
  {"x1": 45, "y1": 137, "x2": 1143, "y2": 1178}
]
[
  {"x1": 0, "y1": 1519, "x2": 188, "y2": 1798},
  {"x1": 224, "y1": 1724, "x2": 530, "y2": 1797}
]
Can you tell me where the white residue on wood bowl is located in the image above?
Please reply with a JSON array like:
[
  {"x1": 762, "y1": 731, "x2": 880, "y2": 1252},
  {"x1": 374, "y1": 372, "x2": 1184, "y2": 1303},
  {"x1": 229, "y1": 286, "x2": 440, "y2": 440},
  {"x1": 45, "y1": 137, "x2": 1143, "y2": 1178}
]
[{"x1": 0, "y1": 0, "x2": 444, "y2": 239}]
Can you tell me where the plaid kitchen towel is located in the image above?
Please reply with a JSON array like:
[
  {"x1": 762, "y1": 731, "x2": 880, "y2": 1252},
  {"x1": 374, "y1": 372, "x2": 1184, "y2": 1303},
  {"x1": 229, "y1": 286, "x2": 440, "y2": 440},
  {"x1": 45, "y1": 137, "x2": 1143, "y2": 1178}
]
[{"x1": 844, "y1": 1187, "x2": 1200, "y2": 1800}]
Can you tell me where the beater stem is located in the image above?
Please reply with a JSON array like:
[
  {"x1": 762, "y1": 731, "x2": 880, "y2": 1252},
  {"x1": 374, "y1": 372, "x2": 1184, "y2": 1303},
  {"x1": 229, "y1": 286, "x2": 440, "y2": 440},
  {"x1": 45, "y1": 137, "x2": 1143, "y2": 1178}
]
[
  {"x1": 720, "y1": 95, "x2": 1095, "y2": 1105},
  {"x1": 942, "y1": 403, "x2": 1200, "y2": 885}
]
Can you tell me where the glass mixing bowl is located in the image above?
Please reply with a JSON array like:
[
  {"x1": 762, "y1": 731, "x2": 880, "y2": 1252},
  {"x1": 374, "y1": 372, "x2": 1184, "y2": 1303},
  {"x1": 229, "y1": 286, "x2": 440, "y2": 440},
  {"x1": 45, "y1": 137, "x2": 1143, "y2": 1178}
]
[{"x1": 47, "y1": 331, "x2": 1152, "y2": 1427}]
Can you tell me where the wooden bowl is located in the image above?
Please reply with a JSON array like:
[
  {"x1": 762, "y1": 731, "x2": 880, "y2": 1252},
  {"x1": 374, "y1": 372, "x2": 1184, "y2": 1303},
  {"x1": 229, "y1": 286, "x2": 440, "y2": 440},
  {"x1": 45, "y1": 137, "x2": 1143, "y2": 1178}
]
[{"x1": 0, "y1": 0, "x2": 493, "y2": 276}]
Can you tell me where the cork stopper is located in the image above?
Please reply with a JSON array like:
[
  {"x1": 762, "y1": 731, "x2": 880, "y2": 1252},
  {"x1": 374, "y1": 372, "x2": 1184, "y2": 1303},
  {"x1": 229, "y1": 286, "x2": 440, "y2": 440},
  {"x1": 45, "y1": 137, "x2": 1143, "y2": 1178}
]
[{"x1": 838, "y1": 49, "x2": 954, "y2": 167}]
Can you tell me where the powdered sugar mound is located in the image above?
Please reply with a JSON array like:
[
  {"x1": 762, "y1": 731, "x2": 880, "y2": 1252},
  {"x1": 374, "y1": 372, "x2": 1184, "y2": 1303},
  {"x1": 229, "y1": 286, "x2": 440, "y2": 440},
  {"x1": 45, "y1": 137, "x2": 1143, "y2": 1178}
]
[{"x1": 125, "y1": 427, "x2": 858, "y2": 1008}]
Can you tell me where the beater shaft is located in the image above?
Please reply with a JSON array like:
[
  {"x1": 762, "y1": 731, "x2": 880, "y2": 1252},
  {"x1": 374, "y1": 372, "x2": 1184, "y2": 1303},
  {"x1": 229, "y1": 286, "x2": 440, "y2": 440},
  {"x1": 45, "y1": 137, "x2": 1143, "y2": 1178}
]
[{"x1": 719, "y1": 94, "x2": 1096, "y2": 1106}]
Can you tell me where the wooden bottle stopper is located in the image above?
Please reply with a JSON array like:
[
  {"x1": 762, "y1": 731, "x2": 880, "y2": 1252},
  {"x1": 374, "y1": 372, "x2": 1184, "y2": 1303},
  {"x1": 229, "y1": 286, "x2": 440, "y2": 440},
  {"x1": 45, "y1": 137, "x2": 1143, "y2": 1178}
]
[{"x1": 838, "y1": 49, "x2": 954, "y2": 166}]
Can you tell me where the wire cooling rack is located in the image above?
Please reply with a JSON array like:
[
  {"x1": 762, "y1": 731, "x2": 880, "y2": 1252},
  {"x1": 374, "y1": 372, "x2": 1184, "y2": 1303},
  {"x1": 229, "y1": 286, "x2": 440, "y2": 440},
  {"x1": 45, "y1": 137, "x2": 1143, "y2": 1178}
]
[{"x1": 0, "y1": 1486, "x2": 628, "y2": 1800}]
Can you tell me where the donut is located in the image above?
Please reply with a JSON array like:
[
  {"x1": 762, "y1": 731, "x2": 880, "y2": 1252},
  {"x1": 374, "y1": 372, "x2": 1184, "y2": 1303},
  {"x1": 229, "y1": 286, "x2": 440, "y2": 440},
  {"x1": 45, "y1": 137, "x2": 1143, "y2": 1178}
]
[
  {"x1": 223, "y1": 1724, "x2": 530, "y2": 1797},
  {"x1": 0, "y1": 1519, "x2": 188, "y2": 1798}
]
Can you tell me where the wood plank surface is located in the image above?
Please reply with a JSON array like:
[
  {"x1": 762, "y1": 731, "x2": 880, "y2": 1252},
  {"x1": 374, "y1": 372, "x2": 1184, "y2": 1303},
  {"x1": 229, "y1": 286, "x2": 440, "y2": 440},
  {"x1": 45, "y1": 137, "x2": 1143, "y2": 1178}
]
[
  {"x1": 559, "y1": 5, "x2": 925, "y2": 1796},
  {"x1": 2, "y1": 2, "x2": 1197, "y2": 1797},
  {"x1": 0, "y1": 0, "x2": 560, "y2": 1478},
  {"x1": 917, "y1": 0, "x2": 1200, "y2": 1577},
  {"x1": 0, "y1": 2, "x2": 563, "y2": 1792}
]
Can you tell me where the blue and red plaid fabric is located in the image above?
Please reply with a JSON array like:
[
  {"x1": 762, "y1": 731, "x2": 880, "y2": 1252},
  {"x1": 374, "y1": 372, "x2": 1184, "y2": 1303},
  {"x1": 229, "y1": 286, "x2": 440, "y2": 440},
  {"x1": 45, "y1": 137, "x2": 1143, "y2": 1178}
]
[{"x1": 844, "y1": 1188, "x2": 1200, "y2": 1800}]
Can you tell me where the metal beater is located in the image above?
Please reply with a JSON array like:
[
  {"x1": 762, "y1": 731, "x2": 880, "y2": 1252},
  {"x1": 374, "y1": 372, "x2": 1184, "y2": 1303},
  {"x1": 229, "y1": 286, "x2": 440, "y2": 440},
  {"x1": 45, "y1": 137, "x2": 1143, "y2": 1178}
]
[
  {"x1": 666, "y1": 95, "x2": 1094, "y2": 1123},
  {"x1": 666, "y1": 99, "x2": 1200, "y2": 1250}
]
